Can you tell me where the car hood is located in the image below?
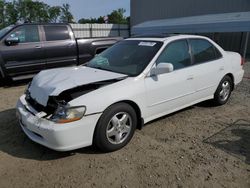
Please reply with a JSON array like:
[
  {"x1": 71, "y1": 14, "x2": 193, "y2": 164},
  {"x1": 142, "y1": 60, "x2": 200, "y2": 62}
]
[{"x1": 29, "y1": 66, "x2": 127, "y2": 106}]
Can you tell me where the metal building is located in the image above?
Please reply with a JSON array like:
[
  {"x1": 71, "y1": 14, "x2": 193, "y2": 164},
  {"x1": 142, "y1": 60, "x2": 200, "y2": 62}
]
[{"x1": 130, "y1": 0, "x2": 250, "y2": 58}]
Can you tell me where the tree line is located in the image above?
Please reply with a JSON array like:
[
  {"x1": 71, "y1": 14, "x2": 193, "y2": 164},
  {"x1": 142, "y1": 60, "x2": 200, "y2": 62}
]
[
  {"x1": 0, "y1": 0, "x2": 129, "y2": 29},
  {"x1": 78, "y1": 8, "x2": 129, "y2": 24},
  {"x1": 0, "y1": 0, "x2": 74, "y2": 28}
]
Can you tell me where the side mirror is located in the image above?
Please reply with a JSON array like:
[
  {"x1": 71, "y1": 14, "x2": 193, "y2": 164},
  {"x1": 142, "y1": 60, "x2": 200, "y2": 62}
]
[
  {"x1": 5, "y1": 37, "x2": 20, "y2": 46},
  {"x1": 151, "y1": 63, "x2": 174, "y2": 76}
]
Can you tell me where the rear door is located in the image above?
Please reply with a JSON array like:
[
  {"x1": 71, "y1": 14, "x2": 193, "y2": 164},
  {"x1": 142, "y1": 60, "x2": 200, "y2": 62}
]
[
  {"x1": 0, "y1": 25, "x2": 45, "y2": 77},
  {"x1": 42, "y1": 25, "x2": 78, "y2": 69},
  {"x1": 188, "y1": 39, "x2": 226, "y2": 101}
]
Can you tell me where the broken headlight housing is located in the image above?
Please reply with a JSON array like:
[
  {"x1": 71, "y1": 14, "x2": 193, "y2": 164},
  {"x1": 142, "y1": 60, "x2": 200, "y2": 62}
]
[
  {"x1": 50, "y1": 105, "x2": 86, "y2": 124},
  {"x1": 25, "y1": 82, "x2": 31, "y2": 95}
]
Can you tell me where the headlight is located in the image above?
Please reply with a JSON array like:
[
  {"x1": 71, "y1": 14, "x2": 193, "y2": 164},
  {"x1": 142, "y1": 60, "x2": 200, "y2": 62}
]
[{"x1": 50, "y1": 105, "x2": 86, "y2": 124}]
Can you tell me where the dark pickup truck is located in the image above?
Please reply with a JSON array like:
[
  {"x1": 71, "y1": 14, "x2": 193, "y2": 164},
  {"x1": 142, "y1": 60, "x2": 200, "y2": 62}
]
[{"x1": 0, "y1": 23, "x2": 122, "y2": 81}]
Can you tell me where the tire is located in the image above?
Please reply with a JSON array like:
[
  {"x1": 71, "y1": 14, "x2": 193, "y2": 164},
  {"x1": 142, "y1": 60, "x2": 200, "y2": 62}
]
[
  {"x1": 0, "y1": 76, "x2": 11, "y2": 87},
  {"x1": 0, "y1": 75, "x2": 4, "y2": 87},
  {"x1": 93, "y1": 103, "x2": 137, "y2": 152},
  {"x1": 213, "y1": 75, "x2": 233, "y2": 106}
]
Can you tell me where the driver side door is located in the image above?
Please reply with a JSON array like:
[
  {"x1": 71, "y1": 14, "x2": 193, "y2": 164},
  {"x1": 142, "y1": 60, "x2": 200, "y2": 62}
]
[
  {"x1": 144, "y1": 39, "x2": 195, "y2": 120},
  {"x1": 0, "y1": 25, "x2": 45, "y2": 78}
]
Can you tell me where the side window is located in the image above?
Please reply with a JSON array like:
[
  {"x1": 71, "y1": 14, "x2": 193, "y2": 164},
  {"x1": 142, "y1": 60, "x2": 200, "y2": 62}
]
[
  {"x1": 9, "y1": 25, "x2": 40, "y2": 43},
  {"x1": 44, "y1": 26, "x2": 70, "y2": 41},
  {"x1": 156, "y1": 40, "x2": 191, "y2": 70},
  {"x1": 190, "y1": 39, "x2": 220, "y2": 64}
]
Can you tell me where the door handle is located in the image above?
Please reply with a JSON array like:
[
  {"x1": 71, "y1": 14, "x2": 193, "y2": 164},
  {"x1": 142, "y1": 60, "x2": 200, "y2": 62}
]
[
  {"x1": 35, "y1": 46, "x2": 42, "y2": 49},
  {"x1": 187, "y1": 75, "x2": 194, "y2": 80}
]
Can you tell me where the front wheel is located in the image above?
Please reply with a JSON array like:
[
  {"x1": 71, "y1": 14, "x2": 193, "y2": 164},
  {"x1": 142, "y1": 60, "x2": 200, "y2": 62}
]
[
  {"x1": 212, "y1": 75, "x2": 233, "y2": 105},
  {"x1": 93, "y1": 103, "x2": 137, "y2": 152}
]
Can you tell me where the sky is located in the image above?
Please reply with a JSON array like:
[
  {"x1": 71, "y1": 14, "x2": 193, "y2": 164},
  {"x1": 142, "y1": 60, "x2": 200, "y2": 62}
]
[{"x1": 40, "y1": 0, "x2": 130, "y2": 21}]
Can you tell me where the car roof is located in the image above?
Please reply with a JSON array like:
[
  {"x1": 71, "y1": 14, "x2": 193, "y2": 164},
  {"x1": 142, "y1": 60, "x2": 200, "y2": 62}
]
[
  {"x1": 127, "y1": 34, "x2": 208, "y2": 42},
  {"x1": 15, "y1": 23, "x2": 70, "y2": 27}
]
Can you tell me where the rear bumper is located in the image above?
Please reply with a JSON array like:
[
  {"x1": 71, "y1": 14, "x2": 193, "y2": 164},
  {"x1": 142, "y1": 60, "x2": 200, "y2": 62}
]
[{"x1": 16, "y1": 95, "x2": 102, "y2": 151}]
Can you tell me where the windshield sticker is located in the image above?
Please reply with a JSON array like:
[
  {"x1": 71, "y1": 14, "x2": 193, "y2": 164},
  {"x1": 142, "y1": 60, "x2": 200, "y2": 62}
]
[{"x1": 138, "y1": 42, "x2": 156, "y2": 47}]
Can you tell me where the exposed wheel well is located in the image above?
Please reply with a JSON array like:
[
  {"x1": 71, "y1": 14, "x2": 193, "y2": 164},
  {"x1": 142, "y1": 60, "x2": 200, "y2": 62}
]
[
  {"x1": 225, "y1": 73, "x2": 235, "y2": 90},
  {"x1": 112, "y1": 100, "x2": 144, "y2": 130}
]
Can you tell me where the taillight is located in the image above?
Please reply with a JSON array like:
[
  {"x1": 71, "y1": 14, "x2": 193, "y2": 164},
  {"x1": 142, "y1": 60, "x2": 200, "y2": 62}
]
[{"x1": 241, "y1": 57, "x2": 245, "y2": 66}]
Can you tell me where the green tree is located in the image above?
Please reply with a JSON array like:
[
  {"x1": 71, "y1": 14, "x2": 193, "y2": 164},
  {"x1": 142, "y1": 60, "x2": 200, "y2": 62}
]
[
  {"x1": 78, "y1": 18, "x2": 95, "y2": 24},
  {"x1": 126, "y1": 16, "x2": 130, "y2": 24},
  {"x1": 0, "y1": 0, "x2": 5, "y2": 28},
  {"x1": 60, "y1": 3, "x2": 74, "y2": 23},
  {"x1": 14, "y1": 0, "x2": 50, "y2": 22},
  {"x1": 48, "y1": 6, "x2": 61, "y2": 23},
  {"x1": 108, "y1": 8, "x2": 128, "y2": 24},
  {"x1": 97, "y1": 16, "x2": 104, "y2": 23},
  {"x1": 5, "y1": 1, "x2": 18, "y2": 25},
  {"x1": 77, "y1": 8, "x2": 130, "y2": 25},
  {"x1": 0, "y1": 0, "x2": 75, "y2": 29},
  {"x1": 78, "y1": 16, "x2": 104, "y2": 24}
]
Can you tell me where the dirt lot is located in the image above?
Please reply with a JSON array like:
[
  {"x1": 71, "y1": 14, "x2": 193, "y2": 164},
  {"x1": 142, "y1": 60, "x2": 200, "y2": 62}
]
[{"x1": 0, "y1": 63, "x2": 250, "y2": 188}]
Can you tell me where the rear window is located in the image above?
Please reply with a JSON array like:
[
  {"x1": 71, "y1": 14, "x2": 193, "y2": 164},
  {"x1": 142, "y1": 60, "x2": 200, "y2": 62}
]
[
  {"x1": 190, "y1": 39, "x2": 221, "y2": 64},
  {"x1": 44, "y1": 25, "x2": 70, "y2": 41}
]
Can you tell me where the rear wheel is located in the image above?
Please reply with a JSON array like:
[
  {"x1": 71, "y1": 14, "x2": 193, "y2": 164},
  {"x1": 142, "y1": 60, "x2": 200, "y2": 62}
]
[
  {"x1": 213, "y1": 75, "x2": 233, "y2": 105},
  {"x1": 93, "y1": 103, "x2": 137, "y2": 152}
]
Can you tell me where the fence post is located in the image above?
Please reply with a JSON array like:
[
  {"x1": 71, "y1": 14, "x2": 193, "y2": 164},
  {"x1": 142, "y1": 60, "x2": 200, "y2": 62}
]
[
  {"x1": 90, "y1": 24, "x2": 93, "y2": 38},
  {"x1": 118, "y1": 24, "x2": 121, "y2": 37},
  {"x1": 129, "y1": 25, "x2": 131, "y2": 37}
]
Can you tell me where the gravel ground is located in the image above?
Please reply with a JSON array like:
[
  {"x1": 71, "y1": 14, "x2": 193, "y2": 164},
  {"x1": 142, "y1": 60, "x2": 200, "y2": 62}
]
[{"x1": 0, "y1": 62, "x2": 249, "y2": 188}]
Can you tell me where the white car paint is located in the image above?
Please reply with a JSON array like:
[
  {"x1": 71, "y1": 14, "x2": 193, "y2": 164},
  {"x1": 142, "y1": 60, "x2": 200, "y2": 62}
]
[
  {"x1": 17, "y1": 95, "x2": 101, "y2": 151},
  {"x1": 29, "y1": 66, "x2": 127, "y2": 106},
  {"x1": 16, "y1": 35, "x2": 244, "y2": 151}
]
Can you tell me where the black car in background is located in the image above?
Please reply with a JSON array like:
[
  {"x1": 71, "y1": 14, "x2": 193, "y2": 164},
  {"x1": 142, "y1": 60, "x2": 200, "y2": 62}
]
[{"x1": 0, "y1": 23, "x2": 122, "y2": 81}]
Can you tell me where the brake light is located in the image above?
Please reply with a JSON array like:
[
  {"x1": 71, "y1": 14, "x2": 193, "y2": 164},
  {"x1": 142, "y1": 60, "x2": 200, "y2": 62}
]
[{"x1": 241, "y1": 57, "x2": 245, "y2": 66}]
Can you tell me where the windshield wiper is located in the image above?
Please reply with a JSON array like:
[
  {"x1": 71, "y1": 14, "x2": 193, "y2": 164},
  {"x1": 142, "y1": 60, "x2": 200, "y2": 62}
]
[
  {"x1": 88, "y1": 65, "x2": 113, "y2": 72},
  {"x1": 85, "y1": 64, "x2": 133, "y2": 76}
]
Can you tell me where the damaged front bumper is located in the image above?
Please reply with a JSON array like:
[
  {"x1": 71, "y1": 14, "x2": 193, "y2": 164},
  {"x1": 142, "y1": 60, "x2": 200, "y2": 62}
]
[{"x1": 16, "y1": 95, "x2": 102, "y2": 151}]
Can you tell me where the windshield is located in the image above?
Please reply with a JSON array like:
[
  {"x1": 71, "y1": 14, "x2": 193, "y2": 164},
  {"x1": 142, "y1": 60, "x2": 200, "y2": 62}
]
[
  {"x1": 86, "y1": 40, "x2": 163, "y2": 76},
  {"x1": 0, "y1": 25, "x2": 14, "y2": 39}
]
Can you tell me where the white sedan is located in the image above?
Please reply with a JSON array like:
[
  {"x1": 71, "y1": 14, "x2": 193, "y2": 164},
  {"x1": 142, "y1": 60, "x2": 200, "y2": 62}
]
[{"x1": 16, "y1": 35, "x2": 244, "y2": 152}]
